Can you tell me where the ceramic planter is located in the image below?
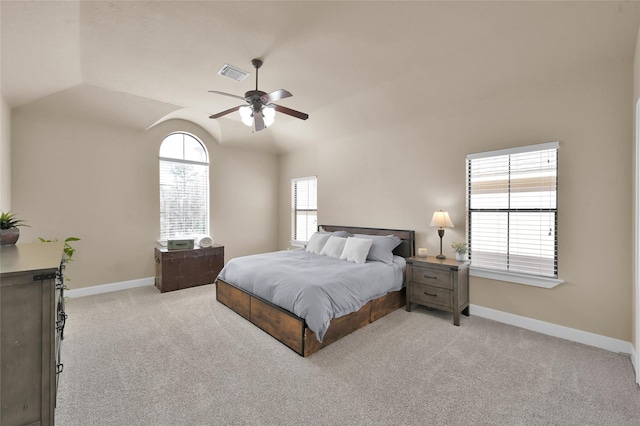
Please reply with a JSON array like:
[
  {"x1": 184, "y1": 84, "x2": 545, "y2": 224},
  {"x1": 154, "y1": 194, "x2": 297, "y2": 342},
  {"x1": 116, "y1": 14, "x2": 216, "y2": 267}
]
[{"x1": 0, "y1": 228, "x2": 20, "y2": 245}]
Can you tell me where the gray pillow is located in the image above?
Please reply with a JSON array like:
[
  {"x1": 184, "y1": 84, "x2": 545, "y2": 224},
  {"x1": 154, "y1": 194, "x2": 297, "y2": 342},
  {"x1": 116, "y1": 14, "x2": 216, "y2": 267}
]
[
  {"x1": 353, "y1": 234, "x2": 402, "y2": 265},
  {"x1": 319, "y1": 230, "x2": 352, "y2": 238}
]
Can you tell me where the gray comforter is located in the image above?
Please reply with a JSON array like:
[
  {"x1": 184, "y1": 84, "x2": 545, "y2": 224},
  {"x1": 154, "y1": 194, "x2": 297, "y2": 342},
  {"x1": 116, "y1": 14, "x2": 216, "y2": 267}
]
[{"x1": 217, "y1": 249, "x2": 406, "y2": 342}]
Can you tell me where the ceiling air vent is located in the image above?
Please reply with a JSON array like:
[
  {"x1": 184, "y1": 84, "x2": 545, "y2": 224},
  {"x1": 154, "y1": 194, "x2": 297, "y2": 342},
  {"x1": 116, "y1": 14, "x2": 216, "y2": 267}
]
[{"x1": 218, "y1": 64, "x2": 249, "y2": 82}]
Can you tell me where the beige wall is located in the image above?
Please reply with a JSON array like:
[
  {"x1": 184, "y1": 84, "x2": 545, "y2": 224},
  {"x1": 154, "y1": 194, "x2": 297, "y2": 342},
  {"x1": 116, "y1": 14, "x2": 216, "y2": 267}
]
[
  {"x1": 11, "y1": 90, "x2": 278, "y2": 289},
  {"x1": 279, "y1": 42, "x2": 635, "y2": 342},
  {"x1": 1, "y1": 94, "x2": 10, "y2": 211}
]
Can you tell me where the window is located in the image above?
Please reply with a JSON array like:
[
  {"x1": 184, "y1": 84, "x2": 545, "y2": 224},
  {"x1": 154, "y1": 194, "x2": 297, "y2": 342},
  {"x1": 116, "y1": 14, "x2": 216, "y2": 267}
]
[
  {"x1": 291, "y1": 176, "x2": 317, "y2": 242},
  {"x1": 467, "y1": 141, "x2": 562, "y2": 287},
  {"x1": 159, "y1": 133, "x2": 209, "y2": 240}
]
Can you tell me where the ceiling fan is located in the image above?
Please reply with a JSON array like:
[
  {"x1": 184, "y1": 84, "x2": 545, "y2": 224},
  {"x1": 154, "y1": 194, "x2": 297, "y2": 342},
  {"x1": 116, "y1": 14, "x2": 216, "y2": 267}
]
[{"x1": 208, "y1": 58, "x2": 309, "y2": 132}]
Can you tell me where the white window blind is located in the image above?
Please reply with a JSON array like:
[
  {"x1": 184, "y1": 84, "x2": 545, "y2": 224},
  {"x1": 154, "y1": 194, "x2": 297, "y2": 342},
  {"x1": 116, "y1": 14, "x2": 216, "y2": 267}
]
[
  {"x1": 159, "y1": 133, "x2": 209, "y2": 240},
  {"x1": 467, "y1": 142, "x2": 558, "y2": 279},
  {"x1": 291, "y1": 176, "x2": 317, "y2": 242}
]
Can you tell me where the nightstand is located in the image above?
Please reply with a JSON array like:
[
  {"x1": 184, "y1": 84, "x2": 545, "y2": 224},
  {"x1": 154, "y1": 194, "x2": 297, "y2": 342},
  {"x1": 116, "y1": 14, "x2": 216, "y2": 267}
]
[{"x1": 405, "y1": 256, "x2": 469, "y2": 325}]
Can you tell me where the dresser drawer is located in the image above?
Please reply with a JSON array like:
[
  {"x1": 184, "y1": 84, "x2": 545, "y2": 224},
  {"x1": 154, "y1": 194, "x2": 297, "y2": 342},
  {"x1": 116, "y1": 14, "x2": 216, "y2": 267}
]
[
  {"x1": 410, "y1": 265, "x2": 452, "y2": 289},
  {"x1": 410, "y1": 283, "x2": 452, "y2": 309}
]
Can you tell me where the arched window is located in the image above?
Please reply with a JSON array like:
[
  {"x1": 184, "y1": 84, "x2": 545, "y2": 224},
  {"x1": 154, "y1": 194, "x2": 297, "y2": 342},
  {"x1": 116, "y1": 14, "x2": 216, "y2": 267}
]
[{"x1": 159, "y1": 132, "x2": 209, "y2": 240}]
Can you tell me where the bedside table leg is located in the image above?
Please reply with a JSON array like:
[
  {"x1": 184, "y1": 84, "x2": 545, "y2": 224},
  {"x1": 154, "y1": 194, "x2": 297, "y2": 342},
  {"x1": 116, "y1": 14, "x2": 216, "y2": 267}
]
[
  {"x1": 462, "y1": 306, "x2": 469, "y2": 316},
  {"x1": 453, "y1": 311, "x2": 460, "y2": 326},
  {"x1": 406, "y1": 300, "x2": 411, "y2": 312}
]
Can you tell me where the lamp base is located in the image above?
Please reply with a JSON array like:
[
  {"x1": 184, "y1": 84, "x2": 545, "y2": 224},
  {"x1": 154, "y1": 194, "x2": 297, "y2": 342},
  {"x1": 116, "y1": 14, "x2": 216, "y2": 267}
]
[{"x1": 437, "y1": 229, "x2": 446, "y2": 260}]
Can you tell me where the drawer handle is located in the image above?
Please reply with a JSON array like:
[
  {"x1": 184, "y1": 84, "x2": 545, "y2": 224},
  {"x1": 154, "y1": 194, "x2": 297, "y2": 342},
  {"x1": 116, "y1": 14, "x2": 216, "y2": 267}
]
[
  {"x1": 424, "y1": 292, "x2": 438, "y2": 297},
  {"x1": 423, "y1": 275, "x2": 438, "y2": 280}
]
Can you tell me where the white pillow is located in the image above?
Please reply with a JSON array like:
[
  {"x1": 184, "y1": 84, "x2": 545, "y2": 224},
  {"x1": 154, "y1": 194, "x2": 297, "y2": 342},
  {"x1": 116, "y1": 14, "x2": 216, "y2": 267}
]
[
  {"x1": 340, "y1": 237, "x2": 373, "y2": 264},
  {"x1": 305, "y1": 232, "x2": 331, "y2": 254},
  {"x1": 320, "y1": 236, "x2": 348, "y2": 258}
]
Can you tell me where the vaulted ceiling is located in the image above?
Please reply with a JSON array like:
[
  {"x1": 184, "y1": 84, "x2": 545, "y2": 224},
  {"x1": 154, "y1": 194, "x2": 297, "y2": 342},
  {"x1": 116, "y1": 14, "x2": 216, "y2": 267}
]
[{"x1": 2, "y1": 1, "x2": 639, "y2": 153}]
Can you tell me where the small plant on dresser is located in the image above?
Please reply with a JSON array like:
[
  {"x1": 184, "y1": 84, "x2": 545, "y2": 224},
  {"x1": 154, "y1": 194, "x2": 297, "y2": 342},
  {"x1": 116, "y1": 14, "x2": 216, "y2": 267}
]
[
  {"x1": 0, "y1": 211, "x2": 30, "y2": 245},
  {"x1": 451, "y1": 241, "x2": 467, "y2": 261}
]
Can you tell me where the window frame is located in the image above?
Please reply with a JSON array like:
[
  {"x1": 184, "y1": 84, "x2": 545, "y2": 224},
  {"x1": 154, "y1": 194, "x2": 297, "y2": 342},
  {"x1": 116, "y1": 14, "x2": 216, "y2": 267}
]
[
  {"x1": 291, "y1": 176, "x2": 318, "y2": 245},
  {"x1": 158, "y1": 132, "x2": 210, "y2": 243},
  {"x1": 466, "y1": 141, "x2": 564, "y2": 288}
]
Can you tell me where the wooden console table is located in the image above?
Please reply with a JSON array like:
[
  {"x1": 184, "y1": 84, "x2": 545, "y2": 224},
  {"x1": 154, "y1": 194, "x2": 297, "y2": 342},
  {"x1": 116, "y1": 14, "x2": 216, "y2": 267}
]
[{"x1": 154, "y1": 244, "x2": 224, "y2": 293}]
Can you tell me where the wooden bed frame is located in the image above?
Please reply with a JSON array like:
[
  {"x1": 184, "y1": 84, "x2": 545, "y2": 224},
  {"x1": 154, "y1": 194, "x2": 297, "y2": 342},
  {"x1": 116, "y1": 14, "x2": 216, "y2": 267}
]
[{"x1": 215, "y1": 225, "x2": 415, "y2": 357}]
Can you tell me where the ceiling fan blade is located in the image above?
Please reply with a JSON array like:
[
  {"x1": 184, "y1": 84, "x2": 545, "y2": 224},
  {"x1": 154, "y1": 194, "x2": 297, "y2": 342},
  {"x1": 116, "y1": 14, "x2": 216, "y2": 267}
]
[
  {"x1": 273, "y1": 104, "x2": 309, "y2": 120},
  {"x1": 208, "y1": 90, "x2": 246, "y2": 101},
  {"x1": 261, "y1": 89, "x2": 292, "y2": 103},
  {"x1": 254, "y1": 112, "x2": 266, "y2": 132},
  {"x1": 209, "y1": 105, "x2": 242, "y2": 119}
]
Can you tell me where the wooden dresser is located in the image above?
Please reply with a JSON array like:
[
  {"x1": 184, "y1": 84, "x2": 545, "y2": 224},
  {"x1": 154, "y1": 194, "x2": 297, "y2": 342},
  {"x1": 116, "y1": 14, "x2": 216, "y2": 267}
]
[
  {"x1": 405, "y1": 256, "x2": 470, "y2": 325},
  {"x1": 154, "y1": 244, "x2": 224, "y2": 292},
  {"x1": 1, "y1": 241, "x2": 65, "y2": 426}
]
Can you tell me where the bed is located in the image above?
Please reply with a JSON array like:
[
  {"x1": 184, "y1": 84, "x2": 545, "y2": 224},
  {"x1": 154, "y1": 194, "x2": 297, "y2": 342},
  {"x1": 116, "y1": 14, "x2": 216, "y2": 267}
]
[{"x1": 215, "y1": 225, "x2": 415, "y2": 356}]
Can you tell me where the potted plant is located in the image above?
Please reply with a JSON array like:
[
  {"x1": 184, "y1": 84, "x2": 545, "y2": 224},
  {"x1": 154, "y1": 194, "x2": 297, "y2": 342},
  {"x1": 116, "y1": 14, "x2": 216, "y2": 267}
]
[
  {"x1": 39, "y1": 236, "x2": 80, "y2": 263},
  {"x1": 0, "y1": 211, "x2": 30, "y2": 246},
  {"x1": 451, "y1": 241, "x2": 468, "y2": 261},
  {"x1": 39, "y1": 236, "x2": 80, "y2": 288}
]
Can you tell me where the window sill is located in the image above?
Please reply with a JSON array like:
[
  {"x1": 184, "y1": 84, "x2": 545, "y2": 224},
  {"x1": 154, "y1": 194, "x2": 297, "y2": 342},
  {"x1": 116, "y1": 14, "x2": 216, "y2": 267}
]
[{"x1": 470, "y1": 267, "x2": 564, "y2": 289}]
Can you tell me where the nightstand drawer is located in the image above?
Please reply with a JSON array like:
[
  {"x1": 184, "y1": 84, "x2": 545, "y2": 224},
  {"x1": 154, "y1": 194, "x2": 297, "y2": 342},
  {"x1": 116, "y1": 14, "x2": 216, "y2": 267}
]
[
  {"x1": 410, "y1": 283, "x2": 452, "y2": 309},
  {"x1": 410, "y1": 266, "x2": 452, "y2": 289}
]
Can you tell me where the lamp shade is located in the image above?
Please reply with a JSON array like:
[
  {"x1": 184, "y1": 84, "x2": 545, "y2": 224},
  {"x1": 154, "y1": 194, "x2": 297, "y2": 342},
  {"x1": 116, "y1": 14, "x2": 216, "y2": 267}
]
[{"x1": 430, "y1": 210, "x2": 454, "y2": 228}]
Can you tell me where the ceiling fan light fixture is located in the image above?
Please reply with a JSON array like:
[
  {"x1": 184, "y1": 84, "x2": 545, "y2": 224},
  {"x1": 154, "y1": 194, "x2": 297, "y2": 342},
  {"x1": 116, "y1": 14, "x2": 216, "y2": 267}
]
[
  {"x1": 239, "y1": 105, "x2": 253, "y2": 126},
  {"x1": 209, "y1": 58, "x2": 308, "y2": 132},
  {"x1": 263, "y1": 105, "x2": 276, "y2": 127}
]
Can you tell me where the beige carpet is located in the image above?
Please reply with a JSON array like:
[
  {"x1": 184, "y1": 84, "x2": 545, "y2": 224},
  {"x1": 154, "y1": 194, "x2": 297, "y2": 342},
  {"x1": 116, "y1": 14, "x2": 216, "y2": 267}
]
[{"x1": 55, "y1": 284, "x2": 640, "y2": 425}]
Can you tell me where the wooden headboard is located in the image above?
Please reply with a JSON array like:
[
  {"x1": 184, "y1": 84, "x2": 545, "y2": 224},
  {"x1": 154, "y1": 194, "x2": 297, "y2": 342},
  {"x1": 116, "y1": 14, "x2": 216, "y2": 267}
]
[{"x1": 319, "y1": 225, "x2": 415, "y2": 258}]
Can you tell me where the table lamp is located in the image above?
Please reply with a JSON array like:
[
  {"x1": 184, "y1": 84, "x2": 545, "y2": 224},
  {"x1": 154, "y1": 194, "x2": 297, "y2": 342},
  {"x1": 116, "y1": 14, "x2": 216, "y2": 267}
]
[{"x1": 430, "y1": 210, "x2": 454, "y2": 259}]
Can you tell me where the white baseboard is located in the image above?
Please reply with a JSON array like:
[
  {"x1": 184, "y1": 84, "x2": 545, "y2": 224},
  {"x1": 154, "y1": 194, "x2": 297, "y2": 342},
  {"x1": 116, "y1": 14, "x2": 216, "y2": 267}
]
[
  {"x1": 66, "y1": 277, "x2": 155, "y2": 298},
  {"x1": 632, "y1": 346, "x2": 638, "y2": 379},
  {"x1": 470, "y1": 304, "x2": 634, "y2": 356}
]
